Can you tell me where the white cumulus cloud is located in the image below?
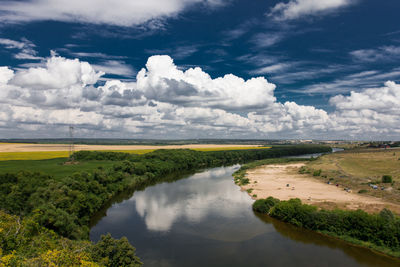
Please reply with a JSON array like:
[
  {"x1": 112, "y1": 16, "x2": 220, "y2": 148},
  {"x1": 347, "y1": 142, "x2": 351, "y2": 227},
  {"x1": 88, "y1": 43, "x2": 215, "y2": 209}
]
[
  {"x1": 10, "y1": 55, "x2": 104, "y2": 90},
  {"x1": 0, "y1": 67, "x2": 14, "y2": 84},
  {"x1": 137, "y1": 55, "x2": 277, "y2": 110}
]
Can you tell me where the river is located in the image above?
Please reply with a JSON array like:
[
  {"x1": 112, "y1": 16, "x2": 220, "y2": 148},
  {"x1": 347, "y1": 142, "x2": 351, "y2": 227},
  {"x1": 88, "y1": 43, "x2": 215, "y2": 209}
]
[{"x1": 90, "y1": 164, "x2": 399, "y2": 267}]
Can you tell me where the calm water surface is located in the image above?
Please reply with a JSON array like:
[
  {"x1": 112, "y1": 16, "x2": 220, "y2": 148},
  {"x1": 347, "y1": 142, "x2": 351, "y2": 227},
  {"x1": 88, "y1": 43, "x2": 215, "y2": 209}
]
[{"x1": 90, "y1": 165, "x2": 399, "y2": 267}]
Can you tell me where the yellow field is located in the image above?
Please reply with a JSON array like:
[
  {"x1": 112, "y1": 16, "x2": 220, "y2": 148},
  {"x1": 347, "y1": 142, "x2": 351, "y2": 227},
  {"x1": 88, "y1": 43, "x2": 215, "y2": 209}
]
[
  {"x1": 0, "y1": 147, "x2": 271, "y2": 161},
  {"x1": 305, "y1": 148, "x2": 400, "y2": 203},
  {"x1": 0, "y1": 151, "x2": 70, "y2": 161}
]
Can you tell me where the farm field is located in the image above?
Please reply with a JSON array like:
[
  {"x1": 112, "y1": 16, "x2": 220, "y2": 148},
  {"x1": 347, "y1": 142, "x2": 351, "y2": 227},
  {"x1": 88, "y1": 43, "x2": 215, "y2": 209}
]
[
  {"x1": 304, "y1": 148, "x2": 400, "y2": 203},
  {"x1": 0, "y1": 144, "x2": 270, "y2": 161}
]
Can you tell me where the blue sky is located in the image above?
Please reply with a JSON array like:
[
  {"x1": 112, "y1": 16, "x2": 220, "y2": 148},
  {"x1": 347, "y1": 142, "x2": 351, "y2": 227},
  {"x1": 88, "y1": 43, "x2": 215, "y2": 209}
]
[{"x1": 0, "y1": 0, "x2": 399, "y2": 140}]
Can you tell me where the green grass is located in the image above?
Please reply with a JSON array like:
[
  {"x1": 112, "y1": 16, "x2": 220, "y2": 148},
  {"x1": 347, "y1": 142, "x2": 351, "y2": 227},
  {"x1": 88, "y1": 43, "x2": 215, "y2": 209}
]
[{"x1": 0, "y1": 158, "x2": 116, "y2": 179}]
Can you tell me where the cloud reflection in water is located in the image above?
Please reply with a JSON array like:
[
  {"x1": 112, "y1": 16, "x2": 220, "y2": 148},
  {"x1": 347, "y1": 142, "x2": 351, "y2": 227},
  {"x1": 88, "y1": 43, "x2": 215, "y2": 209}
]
[{"x1": 133, "y1": 165, "x2": 254, "y2": 232}]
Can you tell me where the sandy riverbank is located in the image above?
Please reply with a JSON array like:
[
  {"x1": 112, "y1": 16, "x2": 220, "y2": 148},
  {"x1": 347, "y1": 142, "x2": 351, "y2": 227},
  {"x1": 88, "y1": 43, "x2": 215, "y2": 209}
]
[
  {"x1": 242, "y1": 163, "x2": 400, "y2": 214},
  {"x1": 0, "y1": 143, "x2": 261, "y2": 152}
]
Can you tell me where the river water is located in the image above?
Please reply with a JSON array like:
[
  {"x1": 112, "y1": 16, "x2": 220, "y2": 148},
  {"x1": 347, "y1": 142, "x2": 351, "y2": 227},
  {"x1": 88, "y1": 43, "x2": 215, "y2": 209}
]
[{"x1": 90, "y1": 164, "x2": 399, "y2": 267}]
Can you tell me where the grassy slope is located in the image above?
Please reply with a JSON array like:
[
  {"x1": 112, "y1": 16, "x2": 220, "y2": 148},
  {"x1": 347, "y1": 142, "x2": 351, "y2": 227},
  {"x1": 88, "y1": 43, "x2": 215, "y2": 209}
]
[
  {"x1": 305, "y1": 148, "x2": 400, "y2": 203},
  {"x1": 0, "y1": 158, "x2": 116, "y2": 179}
]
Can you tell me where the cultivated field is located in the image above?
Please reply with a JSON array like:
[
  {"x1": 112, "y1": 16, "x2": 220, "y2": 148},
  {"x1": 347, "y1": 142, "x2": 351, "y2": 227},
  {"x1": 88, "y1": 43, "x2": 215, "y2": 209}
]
[{"x1": 0, "y1": 143, "x2": 268, "y2": 161}]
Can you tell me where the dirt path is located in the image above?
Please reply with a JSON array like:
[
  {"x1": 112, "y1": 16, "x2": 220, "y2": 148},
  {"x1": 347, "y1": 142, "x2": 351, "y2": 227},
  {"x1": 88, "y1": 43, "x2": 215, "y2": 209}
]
[
  {"x1": 0, "y1": 143, "x2": 261, "y2": 152},
  {"x1": 242, "y1": 163, "x2": 400, "y2": 214}
]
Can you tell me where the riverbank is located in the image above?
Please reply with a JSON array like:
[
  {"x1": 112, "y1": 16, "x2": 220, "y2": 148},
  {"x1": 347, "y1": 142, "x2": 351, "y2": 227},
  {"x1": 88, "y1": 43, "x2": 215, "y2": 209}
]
[{"x1": 241, "y1": 162, "x2": 400, "y2": 214}]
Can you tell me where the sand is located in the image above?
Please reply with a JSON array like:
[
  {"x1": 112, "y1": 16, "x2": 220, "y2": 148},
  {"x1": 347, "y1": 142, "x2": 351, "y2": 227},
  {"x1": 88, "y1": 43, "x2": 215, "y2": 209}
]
[
  {"x1": 0, "y1": 143, "x2": 261, "y2": 152},
  {"x1": 242, "y1": 163, "x2": 400, "y2": 214}
]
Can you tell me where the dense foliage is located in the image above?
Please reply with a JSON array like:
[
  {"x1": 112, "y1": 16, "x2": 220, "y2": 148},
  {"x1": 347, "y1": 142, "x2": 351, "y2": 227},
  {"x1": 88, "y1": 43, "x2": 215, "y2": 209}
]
[
  {"x1": 253, "y1": 197, "x2": 400, "y2": 257},
  {"x1": 74, "y1": 151, "x2": 137, "y2": 161},
  {"x1": 0, "y1": 145, "x2": 330, "y2": 265},
  {"x1": 253, "y1": 197, "x2": 280, "y2": 213},
  {"x1": 0, "y1": 210, "x2": 141, "y2": 266}
]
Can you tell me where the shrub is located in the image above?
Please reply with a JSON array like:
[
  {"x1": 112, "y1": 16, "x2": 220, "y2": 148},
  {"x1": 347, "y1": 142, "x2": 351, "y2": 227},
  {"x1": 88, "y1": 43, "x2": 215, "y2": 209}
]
[
  {"x1": 252, "y1": 197, "x2": 280, "y2": 214},
  {"x1": 298, "y1": 166, "x2": 308, "y2": 174},
  {"x1": 382, "y1": 175, "x2": 393, "y2": 183},
  {"x1": 313, "y1": 169, "x2": 322, "y2": 176},
  {"x1": 91, "y1": 234, "x2": 142, "y2": 267},
  {"x1": 358, "y1": 189, "x2": 368, "y2": 194}
]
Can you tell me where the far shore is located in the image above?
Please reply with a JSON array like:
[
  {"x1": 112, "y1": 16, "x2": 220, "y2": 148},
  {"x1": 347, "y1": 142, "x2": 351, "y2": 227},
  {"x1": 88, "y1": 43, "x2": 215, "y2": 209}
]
[
  {"x1": 0, "y1": 143, "x2": 262, "y2": 153},
  {"x1": 241, "y1": 162, "x2": 400, "y2": 214}
]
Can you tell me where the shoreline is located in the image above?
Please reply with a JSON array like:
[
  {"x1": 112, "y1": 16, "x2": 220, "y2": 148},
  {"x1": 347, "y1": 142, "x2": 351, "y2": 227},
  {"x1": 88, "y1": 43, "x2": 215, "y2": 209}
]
[
  {"x1": 240, "y1": 162, "x2": 400, "y2": 214},
  {"x1": 239, "y1": 161, "x2": 400, "y2": 259}
]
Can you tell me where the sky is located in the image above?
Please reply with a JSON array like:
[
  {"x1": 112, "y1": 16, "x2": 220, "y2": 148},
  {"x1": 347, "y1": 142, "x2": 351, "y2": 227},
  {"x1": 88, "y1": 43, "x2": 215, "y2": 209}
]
[{"x1": 0, "y1": 0, "x2": 399, "y2": 140}]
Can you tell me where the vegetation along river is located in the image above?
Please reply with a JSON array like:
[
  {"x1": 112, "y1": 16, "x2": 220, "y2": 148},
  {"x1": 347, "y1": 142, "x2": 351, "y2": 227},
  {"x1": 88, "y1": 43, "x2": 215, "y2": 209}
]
[{"x1": 90, "y1": 165, "x2": 400, "y2": 267}]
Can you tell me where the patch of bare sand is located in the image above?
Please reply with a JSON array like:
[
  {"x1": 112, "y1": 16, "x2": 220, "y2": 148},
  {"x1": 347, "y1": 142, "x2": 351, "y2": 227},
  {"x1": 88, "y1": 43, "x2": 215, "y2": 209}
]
[
  {"x1": 0, "y1": 143, "x2": 261, "y2": 152},
  {"x1": 243, "y1": 163, "x2": 400, "y2": 214}
]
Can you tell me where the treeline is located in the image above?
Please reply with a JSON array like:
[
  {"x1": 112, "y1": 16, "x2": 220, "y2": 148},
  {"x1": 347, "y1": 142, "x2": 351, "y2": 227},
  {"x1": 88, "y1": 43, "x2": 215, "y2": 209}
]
[
  {"x1": 0, "y1": 145, "x2": 330, "y2": 265},
  {"x1": 253, "y1": 197, "x2": 400, "y2": 257}
]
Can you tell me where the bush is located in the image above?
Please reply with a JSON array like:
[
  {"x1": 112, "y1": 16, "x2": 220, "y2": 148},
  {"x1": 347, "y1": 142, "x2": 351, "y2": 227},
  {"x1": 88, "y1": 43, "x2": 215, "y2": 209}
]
[
  {"x1": 382, "y1": 175, "x2": 393, "y2": 183},
  {"x1": 298, "y1": 166, "x2": 308, "y2": 174},
  {"x1": 313, "y1": 169, "x2": 322, "y2": 176},
  {"x1": 358, "y1": 189, "x2": 368, "y2": 194},
  {"x1": 252, "y1": 197, "x2": 280, "y2": 214},
  {"x1": 91, "y1": 234, "x2": 142, "y2": 266}
]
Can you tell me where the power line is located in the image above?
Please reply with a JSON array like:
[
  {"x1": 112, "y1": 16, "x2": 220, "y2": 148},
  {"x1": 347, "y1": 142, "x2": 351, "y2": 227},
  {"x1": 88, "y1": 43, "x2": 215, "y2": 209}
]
[{"x1": 69, "y1": 126, "x2": 75, "y2": 161}]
